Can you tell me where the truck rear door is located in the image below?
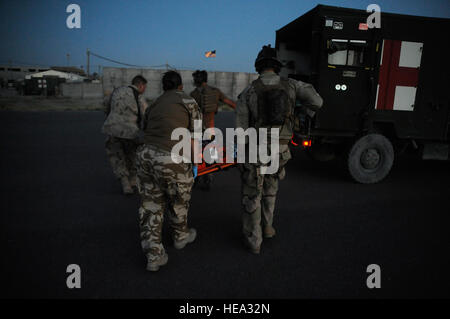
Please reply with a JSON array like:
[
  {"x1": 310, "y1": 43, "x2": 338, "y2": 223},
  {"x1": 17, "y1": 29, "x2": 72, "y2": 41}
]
[{"x1": 315, "y1": 37, "x2": 374, "y2": 133}]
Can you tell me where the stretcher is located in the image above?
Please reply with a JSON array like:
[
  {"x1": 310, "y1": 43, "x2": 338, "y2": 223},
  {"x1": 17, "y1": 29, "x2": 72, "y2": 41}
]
[{"x1": 196, "y1": 140, "x2": 237, "y2": 177}]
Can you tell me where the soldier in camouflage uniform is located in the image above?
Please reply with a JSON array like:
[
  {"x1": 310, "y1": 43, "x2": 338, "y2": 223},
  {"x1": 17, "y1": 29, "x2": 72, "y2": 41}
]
[
  {"x1": 102, "y1": 75, "x2": 148, "y2": 194},
  {"x1": 190, "y1": 70, "x2": 236, "y2": 130},
  {"x1": 190, "y1": 70, "x2": 236, "y2": 191},
  {"x1": 235, "y1": 45, "x2": 323, "y2": 253},
  {"x1": 136, "y1": 71, "x2": 202, "y2": 271}
]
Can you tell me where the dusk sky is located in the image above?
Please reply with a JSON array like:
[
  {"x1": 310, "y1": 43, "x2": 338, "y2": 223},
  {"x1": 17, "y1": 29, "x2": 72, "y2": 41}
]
[{"x1": 1, "y1": 0, "x2": 449, "y2": 73}]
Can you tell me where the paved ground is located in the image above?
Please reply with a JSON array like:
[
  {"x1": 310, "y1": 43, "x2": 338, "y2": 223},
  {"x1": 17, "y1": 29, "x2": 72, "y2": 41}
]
[
  {"x1": 0, "y1": 96, "x2": 103, "y2": 111},
  {"x1": 1, "y1": 111, "x2": 449, "y2": 299}
]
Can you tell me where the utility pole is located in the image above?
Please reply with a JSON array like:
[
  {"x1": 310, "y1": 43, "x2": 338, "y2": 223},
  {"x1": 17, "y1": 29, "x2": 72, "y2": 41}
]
[
  {"x1": 86, "y1": 49, "x2": 90, "y2": 77},
  {"x1": 66, "y1": 53, "x2": 70, "y2": 66}
]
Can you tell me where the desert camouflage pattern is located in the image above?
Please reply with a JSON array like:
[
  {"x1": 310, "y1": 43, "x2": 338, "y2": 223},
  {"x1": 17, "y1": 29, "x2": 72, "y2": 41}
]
[
  {"x1": 101, "y1": 85, "x2": 147, "y2": 139},
  {"x1": 105, "y1": 136, "x2": 139, "y2": 179},
  {"x1": 235, "y1": 71, "x2": 323, "y2": 141},
  {"x1": 235, "y1": 71, "x2": 323, "y2": 248},
  {"x1": 239, "y1": 144, "x2": 291, "y2": 247},
  {"x1": 180, "y1": 94, "x2": 203, "y2": 137},
  {"x1": 136, "y1": 90, "x2": 201, "y2": 263},
  {"x1": 136, "y1": 145, "x2": 194, "y2": 263}
]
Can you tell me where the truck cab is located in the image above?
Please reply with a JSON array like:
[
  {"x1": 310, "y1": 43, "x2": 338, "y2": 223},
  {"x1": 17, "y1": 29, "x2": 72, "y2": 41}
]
[{"x1": 276, "y1": 5, "x2": 450, "y2": 183}]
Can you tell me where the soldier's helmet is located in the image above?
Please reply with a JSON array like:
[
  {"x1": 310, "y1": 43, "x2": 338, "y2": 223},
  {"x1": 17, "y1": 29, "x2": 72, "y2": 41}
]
[{"x1": 254, "y1": 44, "x2": 282, "y2": 74}]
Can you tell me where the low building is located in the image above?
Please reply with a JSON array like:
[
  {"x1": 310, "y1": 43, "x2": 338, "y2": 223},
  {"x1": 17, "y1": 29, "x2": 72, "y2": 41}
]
[
  {"x1": 22, "y1": 70, "x2": 87, "y2": 96},
  {"x1": 50, "y1": 66, "x2": 86, "y2": 77},
  {"x1": 0, "y1": 65, "x2": 50, "y2": 87},
  {"x1": 25, "y1": 69, "x2": 86, "y2": 82}
]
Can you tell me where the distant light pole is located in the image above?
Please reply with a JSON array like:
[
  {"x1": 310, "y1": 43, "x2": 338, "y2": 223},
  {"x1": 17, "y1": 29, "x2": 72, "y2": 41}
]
[{"x1": 66, "y1": 53, "x2": 70, "y2": 66}]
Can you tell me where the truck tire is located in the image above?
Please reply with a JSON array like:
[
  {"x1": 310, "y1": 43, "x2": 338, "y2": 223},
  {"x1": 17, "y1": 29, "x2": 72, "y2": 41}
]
[{"x1": 347, "y1": 134, "x2": 394, "y2": 184}]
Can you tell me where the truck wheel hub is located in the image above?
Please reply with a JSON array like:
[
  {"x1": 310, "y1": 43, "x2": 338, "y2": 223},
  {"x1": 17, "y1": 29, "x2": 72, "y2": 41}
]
[{"x1": 360, "y1": 148, "x2": 381, "y2": 170}]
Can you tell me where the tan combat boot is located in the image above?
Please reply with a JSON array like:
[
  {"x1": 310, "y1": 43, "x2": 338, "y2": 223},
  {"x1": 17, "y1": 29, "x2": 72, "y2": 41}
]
[
  {"x1": 174, "y1": 228, "x2": 197, "y2": 249},
  {"x1": 243, "y1": 236, "x2": 260, "y2": 254},
  {"x1": 146, "y1": 253, "x2": 168, "y2": 272},
  {"x1": 120, "y1": 176, "x2": 133, "y2": 195},
  {"x1": 263, "y1": 225, "x2": 276, "y2": 239}
]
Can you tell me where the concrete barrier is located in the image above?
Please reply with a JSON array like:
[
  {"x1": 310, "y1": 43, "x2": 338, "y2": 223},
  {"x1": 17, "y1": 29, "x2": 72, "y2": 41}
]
[
  {"x1": 178, "y1": 70, "x2": 196, "y2": 97},
  {"x1": 142, "y1": 69, "x2": 163, "y2": 99},
  {"x1": 60, "y1": 82, "x2": 103, "y2": 99},
  {"x1": 102, "y1": 67, "x2": 258, "y2": 100},
  {"x1": 232, "y1": 72, "x2": 249, "y2": 100},
  {"x1": 102, "y1": 68, "x2": 124, "y2": 96},
  {"x1": 63, "y1": 68, "x2": 259, "y2": 101},
  {"x1": 61, "y1": 83, "x2": 82, "y2": 98},
  {"x1": 215, "y1": 72, "x2": 234, "y2": 99},
  {"x1": 82, "y1": 83, "x2": 103, "y2": 98}
]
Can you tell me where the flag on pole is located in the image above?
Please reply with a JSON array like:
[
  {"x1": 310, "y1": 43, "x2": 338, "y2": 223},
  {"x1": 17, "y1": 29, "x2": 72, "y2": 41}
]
[{"x1": 205, "y1": 50, "x2": 216, "y2": 58}]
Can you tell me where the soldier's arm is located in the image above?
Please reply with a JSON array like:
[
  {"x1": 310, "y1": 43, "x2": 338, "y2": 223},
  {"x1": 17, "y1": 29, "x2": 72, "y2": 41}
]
[
  {"x1": 223, "y1": 98, "x2": 236, "y2": 109},
  {"x1": 217, "y1": 89, "x2": 236, "y2": 109},
  {"x1": 183, "y1": 97, "x2": 203, "y2": 164},
  {"x1": 292, "y1": 79, "x2": 323, "y2": 115},
  {"x1": 138, "y1": 95, "x2": 149, "y2": 114}
]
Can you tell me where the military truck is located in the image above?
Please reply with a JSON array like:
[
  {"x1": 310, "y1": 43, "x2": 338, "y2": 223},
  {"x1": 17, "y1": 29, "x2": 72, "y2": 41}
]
[{"x1": 277, "y1": 5, "x2": 450, "y2": 183}]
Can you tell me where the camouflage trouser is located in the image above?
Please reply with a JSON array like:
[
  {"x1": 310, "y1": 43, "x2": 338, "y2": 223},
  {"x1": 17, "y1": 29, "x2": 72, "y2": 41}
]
[
  {"x1": 105, "y1": 135, "x2": 139, "y2": 179},
  {"x1": 240, "y1": 144, "x2": 291, "y2": 248},
  {"x1": 136, "y1": 144, "x2": 194, "y2": 263}
]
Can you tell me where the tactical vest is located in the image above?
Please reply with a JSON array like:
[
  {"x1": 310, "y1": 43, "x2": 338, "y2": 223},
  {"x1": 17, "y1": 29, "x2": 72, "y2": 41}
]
[
  {"x1": 251, "y1": 78, "x2": 294, "y2": 142},
  {"x1": 193, "y1": 86, "x2": 219, "y2": 114}
]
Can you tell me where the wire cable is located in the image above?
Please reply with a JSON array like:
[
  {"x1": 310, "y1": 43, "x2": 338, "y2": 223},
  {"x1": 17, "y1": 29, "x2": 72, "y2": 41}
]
[{"x1": 89, "y1": 51, "x2": 171, "y2": 69}]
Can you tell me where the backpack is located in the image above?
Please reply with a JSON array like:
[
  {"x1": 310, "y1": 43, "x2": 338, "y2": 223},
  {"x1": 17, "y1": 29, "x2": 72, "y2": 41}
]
[{"x1": 251, "y1": 78, "x2": 293, "y2": 129}]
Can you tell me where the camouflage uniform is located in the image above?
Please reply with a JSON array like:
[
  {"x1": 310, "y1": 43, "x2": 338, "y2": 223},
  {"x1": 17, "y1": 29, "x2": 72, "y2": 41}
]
[
  {"x1": 102, "y1": 85, "x2": 147, "y2": 180},
  {"x1": 136, "y1": 90, "x2": 202, "y2": 264},
  {"x1": 235, "y1": 71, "x2": 323, "y2": 248},
  {"x1": 104, "y1": 136, "x2": 140, "y2": 180}
]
